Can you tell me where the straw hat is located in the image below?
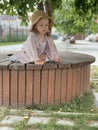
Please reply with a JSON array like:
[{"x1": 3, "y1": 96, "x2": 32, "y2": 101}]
[{"x1": 31, "y1": 10, "x2": 54, "y2": 29}]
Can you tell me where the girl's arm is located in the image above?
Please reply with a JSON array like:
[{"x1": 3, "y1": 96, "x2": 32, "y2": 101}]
[{"x1": 48, "y1": 37, "x2": 62, "y2": 62}]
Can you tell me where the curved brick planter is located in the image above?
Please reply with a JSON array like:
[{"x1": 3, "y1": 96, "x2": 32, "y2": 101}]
[{"x1": 0, "y1": 52, "x2": 95, "y2": 107}]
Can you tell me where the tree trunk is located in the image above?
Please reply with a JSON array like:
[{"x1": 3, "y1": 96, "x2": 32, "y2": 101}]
[
  {"x1": 44, "y1": 0, "x2": 52, "y2": 17},
  {"x1": 37, "y1": 1, "x2": 44, "y2": 11},
  {"x1": 37, "y1": 0, "x2": 52, "y2": 18}
]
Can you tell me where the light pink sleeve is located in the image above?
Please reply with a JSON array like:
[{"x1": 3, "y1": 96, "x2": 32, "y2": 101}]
[
  {"x1": 22, "y1": 32, "x2": 39, "y2": 61},
  {"x1": 15, "y1": 32, "x2": 39, "y2": 64},
  {"x1": 47, "y1": 37, "x2": 59, "y2": 60}
]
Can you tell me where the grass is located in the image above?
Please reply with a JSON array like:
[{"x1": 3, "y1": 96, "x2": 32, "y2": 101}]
[
  {"x1": 13, "y1": 113, "x2": 98, "y2": 130},
  {"x1": 0, "y1": 91, "x2": 98, "y2": 130},
  {"x1": 90, "y1": 65, "x2": 98, "y2": 92},
  {"x1": 12, "y1": 114, "x2": 98, "y2": 130},
  {"x1": 26, "y1": 91, "x2": 97, "y2": 113},
  {"x1": 0, "y1": 42, "x2": 22, "y2": 46},
  {"x1": 0, "y1": 107, "x2": 9, "y2": 121}
]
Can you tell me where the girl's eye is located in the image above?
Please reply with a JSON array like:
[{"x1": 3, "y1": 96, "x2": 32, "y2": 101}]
[{"x1": 39, "y1": 24, "x2": 48, "y2": 27}]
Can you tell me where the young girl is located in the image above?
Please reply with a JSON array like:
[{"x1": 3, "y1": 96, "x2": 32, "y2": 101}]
[{"x1": 10, "y1": 10, "x2": 62, "y2": 65}]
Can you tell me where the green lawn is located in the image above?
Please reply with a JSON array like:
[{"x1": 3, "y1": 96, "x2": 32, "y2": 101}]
[
  {"x1": 0, "y1": 42, "x2": 22, "y2": 46},
  {"x1": 0, "y1": 66, "x2": 98, "y2": 130}
]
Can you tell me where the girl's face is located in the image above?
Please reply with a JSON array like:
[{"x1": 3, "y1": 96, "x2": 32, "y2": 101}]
[{"x1": 35, "y1": 18, "x2": 49, "y2": 35}]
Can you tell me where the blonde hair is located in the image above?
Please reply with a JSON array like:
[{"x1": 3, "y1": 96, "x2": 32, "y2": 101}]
[{"x1": 30, "y1": 10, "x2": 54, "y2": 36}]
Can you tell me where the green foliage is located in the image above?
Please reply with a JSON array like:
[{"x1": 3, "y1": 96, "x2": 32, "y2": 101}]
[
  {"x1": 89, "y1": 20, "x2": 98, "y2": 34},
  {"x1": 0, "y1": 0, "x2": 62, "y2": 25},
  {"x1": 54, "y1": 0, "x2": 98, "y2": 35},
  {"x1": 75, "y1": 0, "x2": 98, "y2": 17},
  {"x1": 54, "y1": 0, "x2": 87, "y2": 34},
  {"x1": 51, "y1": 0, "x2": 62, "y2": 10},
  {"x1": 0, "y1": 0, "x2": 37, "y2": 24},
  {"x1": 0, "y1": 0, "x2": 98, "y2": 32}
]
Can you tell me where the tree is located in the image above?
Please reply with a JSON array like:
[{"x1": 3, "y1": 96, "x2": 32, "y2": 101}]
[
  {"x1": 0, "y1": 0, "x2": 62, "y2": 24},
  {"x1": 75, "y1": 0, "x2": 98, "y2": 18},
  {"x1": 54, "y1": 0, "x2": 86, "y2": 34},
  {"x1": 0, "y1": 0, "x2": 98, "y2": 31},
  {"x1": 54, "y1": 0, "x2": 98, "y2": 35}
]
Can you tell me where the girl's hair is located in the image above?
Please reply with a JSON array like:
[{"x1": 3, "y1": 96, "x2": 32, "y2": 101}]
[{"x1": 30, "y1": 10, "x2": 54, "y2": 37}]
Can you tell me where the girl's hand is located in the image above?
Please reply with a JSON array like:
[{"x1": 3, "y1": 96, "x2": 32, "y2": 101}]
[
  {"x1": 34, "y1": 60, "x2": 45, "y2": 65},
  {"x1": 55, "y1": 58, "x2": 62, "y2": 62}
]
